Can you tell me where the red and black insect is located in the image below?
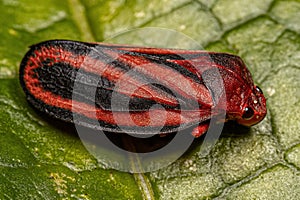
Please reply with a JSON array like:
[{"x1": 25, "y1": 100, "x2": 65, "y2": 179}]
[{"x1": 19, "y1": 40, "x2": 267, "y2": 137}]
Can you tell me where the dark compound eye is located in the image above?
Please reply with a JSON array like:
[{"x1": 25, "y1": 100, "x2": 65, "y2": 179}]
[
  {"x1": 242, "y1": 107, "x2": 254, "y2": 120},
  {"x1": 255, "y1": 86, "x2": 263, "y2": 94}
]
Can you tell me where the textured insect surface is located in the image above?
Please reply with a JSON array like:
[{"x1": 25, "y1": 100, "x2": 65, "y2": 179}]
[{"x1": 19, "y1": 40, "x2": 267, "y2": 137}]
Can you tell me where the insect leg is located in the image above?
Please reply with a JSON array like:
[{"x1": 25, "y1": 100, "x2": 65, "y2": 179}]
[{"x1": 191, "y1": 121, "x2": 210, "y2": 138}]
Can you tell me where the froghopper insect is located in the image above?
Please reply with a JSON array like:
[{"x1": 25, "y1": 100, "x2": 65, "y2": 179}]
[{"x1": 19, "y1": 40, "x2": 267, "y2": 137}]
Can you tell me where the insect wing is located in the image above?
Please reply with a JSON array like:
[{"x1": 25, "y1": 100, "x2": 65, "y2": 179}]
[{"x1": 19, "y1": 40, "x2": 215, "y2": 134}]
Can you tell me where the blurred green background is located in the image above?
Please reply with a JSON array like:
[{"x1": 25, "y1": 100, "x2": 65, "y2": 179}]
[{"x1": 0, "y1": 0, "x2": 300, "y2": 199}]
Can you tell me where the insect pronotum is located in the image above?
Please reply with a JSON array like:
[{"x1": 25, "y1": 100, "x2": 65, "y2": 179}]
[{"x1": 19, "y1": 40, "x2": 267, "y2": 137}]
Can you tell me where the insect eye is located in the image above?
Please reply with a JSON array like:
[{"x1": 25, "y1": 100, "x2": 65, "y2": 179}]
[
  {"x1": 256, "y1": 86, "x2": 263, "y2": 94},
  {"x1": 242, "y1": 107, "x2": 254, "y2": 120}
]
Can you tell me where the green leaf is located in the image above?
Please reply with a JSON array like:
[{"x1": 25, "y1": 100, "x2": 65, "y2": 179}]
[{"x1": 1, "y1": 0, "x2": 300, "y2": 199}]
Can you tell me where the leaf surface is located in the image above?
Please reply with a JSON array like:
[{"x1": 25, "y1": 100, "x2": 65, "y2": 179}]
[{"x1": 0, "y1": 0, "x2": 299, "y2": 199}]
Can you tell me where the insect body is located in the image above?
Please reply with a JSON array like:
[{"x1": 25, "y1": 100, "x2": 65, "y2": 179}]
[{"x1": 19, "y1": 40, "x2": 267, "y2": 137}]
